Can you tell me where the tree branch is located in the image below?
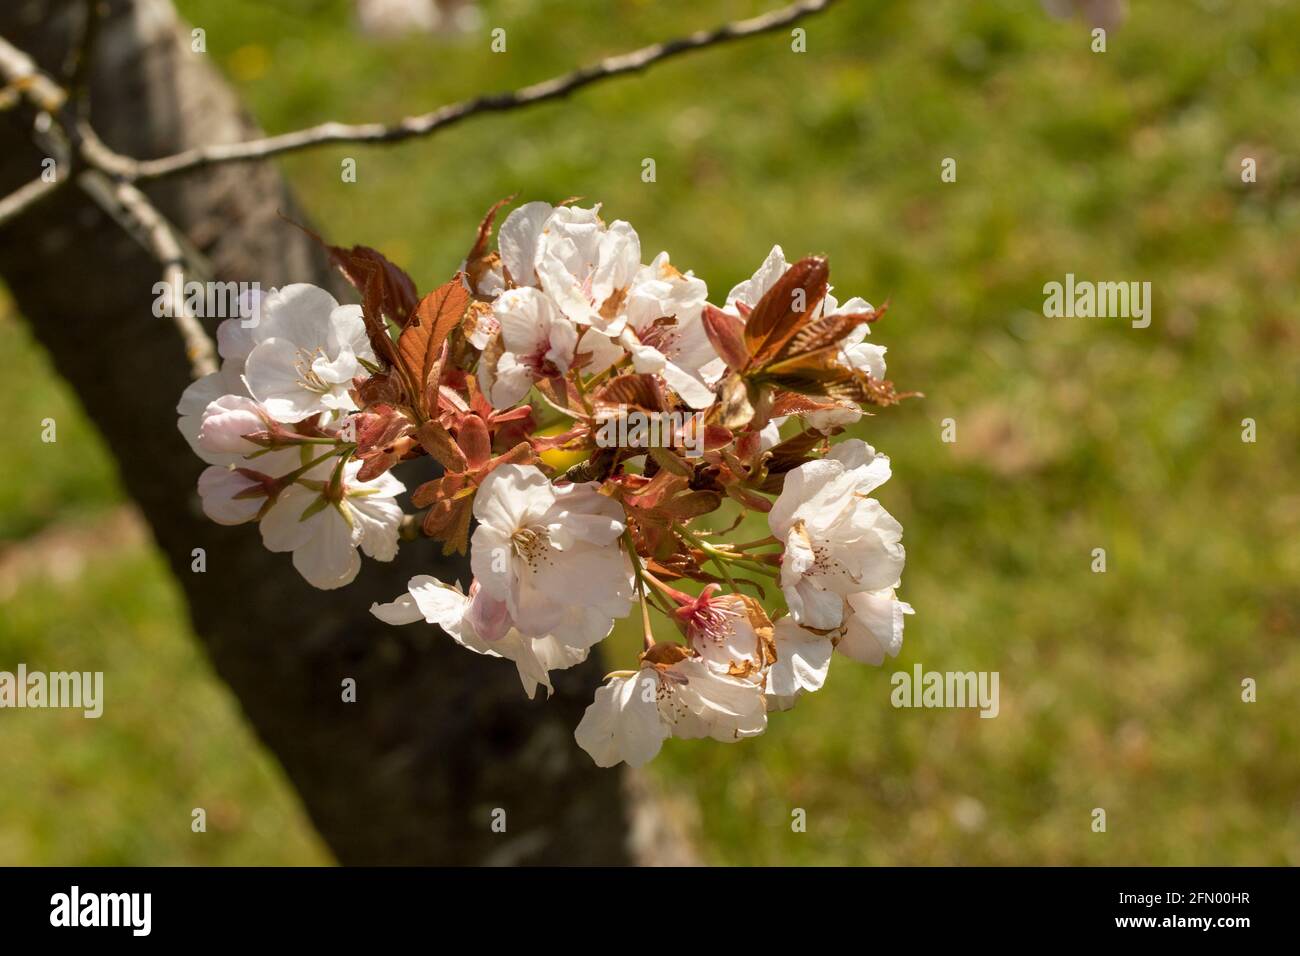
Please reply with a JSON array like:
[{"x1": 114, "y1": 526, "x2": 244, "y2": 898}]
[
  {"x1": 1, "y1": 0, "x2": 841, "y2": 378},
  {"x1": 0, "y1": 29, "x2": 216, "y2": 378},
  {"x1": 79, "y1": 174, "x2": 219, "y2": 378},
  {"x1": 0, "y1": 173, "x2": 61, "y2": 226},
  {"x1": 107, "y1": 0, "x2": 840, "y2": 182}
]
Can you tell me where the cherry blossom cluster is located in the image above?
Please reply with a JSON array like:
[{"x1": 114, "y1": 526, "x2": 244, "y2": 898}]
[{"x1": 175, "y1": 199, "x2": 914, "y2": 767}]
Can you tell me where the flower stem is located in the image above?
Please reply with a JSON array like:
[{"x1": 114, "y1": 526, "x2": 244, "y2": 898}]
[
  {"x1": 282, "y1": 444, "x2": 356, "y2": 485},
  {"x1": 676, "y1": 525, "x2": 780, "y2": 580},
  {"x1": 622, "y1": 527, "x2": 674, "y2": 641}
]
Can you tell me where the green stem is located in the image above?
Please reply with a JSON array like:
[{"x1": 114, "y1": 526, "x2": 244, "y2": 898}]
[
  {"x1": 622, "y1": 528, "x2": 675, "y2": 625},
  {"x1": 282, "y1": 444, "x2": 355, "y2": 484},
  {"x1": 676, "y1": 525, "x2": 780, "y2": 580}
]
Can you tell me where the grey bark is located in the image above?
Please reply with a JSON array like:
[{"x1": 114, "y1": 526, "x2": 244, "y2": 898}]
[{"x1": 0, "y1": 0, "x2": 638, "y2": 865}]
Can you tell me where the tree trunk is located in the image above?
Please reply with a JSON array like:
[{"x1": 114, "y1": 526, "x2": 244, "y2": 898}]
[{"x1": 0, "y1": 0, "x2": 641, "y2": 865}]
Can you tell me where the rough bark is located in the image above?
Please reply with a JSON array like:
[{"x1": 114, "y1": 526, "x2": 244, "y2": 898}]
[{"x1": 0, "y1": 0, "x2": 636, "y2": 865}]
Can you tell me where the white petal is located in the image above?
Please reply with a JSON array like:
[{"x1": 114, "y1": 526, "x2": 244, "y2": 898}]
[
  {"x1": 326, "y1": 303, "x2": 373, "y2": 364},
  {"x1": 784, "y1": 575, "x2": 846, "y2": 630},
  {"x1": 767, "y1": 617, "x2": 833, "y2": 696},
  {"x1": 671, "y1": 658, "x2": 768, "y2": 741},
  {"x1": 545, "y1": 480, "x2": 626, "y2": 548},
  {"x1": 661, "y1": 360, "x2": 716, "y2": 410},
  {"x1": 726, "y1": 244, "x2": 788, "y2": 308},
  {"x1": 258, "y1": 283, "x2": 340, "y2": 348},
  {"x1": 498, "y1": 201, "x2": 553, "y2": 286},
  {"x1": 244, "y1": 337, "x2": 331, "y2": 423},
  {"x1": 472, "y1": 464, "x2": 555, "y2": 532},
  {"x1": 838, "y1": 589, "x2": 913, "y2": 665},
  {"x1": 196, "y1": 467, "x2": 263, "y2": 525},
  {"x1": 290, "y1": 507, "x2": 361, "y2": 590},
  {"x1": 370, "y1": 591, "x2": 425, "y2": 626},
  {"x1": 768, "y1": 458, "x2": 846, "y2": 538},
  {"x1": 574, "y1": 672, "x2": 668, "y2": 768},
  {"x1": 259, "y1": 484, "x2": 323, "y2": 553}
]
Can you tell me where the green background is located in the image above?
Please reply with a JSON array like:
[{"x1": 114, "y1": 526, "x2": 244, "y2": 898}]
[{"x1": 1, "y1": 0, "x2": 1297, "y2": 864}]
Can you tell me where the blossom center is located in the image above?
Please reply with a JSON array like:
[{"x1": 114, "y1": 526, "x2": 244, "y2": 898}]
[
  {"x1": 636, "y1": 318, "x2": 680, "y2": 356},
  {"x1": 510, "y1": 526, "x2": 553, "y2": 570},
  {"x1": 293, "y1": 346, "x2": 332, "y2": 394},
  {"x1": 676, "y1": 588, "x2": 739, "y2": 645},
  {"x1": 521, "y1": 339, "x2": 561, "y2": 378}
]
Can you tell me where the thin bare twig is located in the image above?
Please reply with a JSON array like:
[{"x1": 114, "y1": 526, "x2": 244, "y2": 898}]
[
  {"x1": 118, "y1": 0, "x2": 839, "y2": 182},
  {"x1": 0, "y1": 0, "x2": 843, "y2": 380},
  {"x1": 82, "y1": 175, "x2": 219, "y2": 377},
  {"x1": 0, "y1": 32, "x2": 216, "y2": 378},
  {"x1": 0, "y1": 33, "x2": 67, "y2": 112},
  {"x1": 0, "y1": 33, "x2": 73, "y2": 221},
  {"x1": 0, "y1": 173, "x2": 61, "y2": 226}
]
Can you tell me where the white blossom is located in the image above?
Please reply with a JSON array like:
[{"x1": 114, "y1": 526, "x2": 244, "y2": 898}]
[
  {"x1": 176, "y1": 365, "x2": 250, "y2": 466},
  {"x1": 242, "y1": 283, "x2": 375, "y2": 424},
  {"x1": 765, "y1": 615, "x2": 834, "y2": 707},
  {"x1": 617, "y1": 252, "x2": 719, "y2": 408},
  {"x1": 574, "y1": 651, "x2": 767, "y2": 768},
  {"x1": 534, "y1": 204, "x2": 641, "y2": 332},
  {"x1": 480, "y1": 286, "x2": 579, "y2": 408},
  {"x1": 768, "y1": 439, "x2": 905, "y2": 630},
  {"x1": 195, "y1": 450, "x2": 297, "y2": 526},
  {"x1": 469, "y1": 464, "x2": 634, "y2": 642},
  {"x1": 837, "y1": 586, "x2": 913, "y2": 665},
  {"x1": 371, "y1": 576, "x2": 590, "y2": 699},
  {"x1": 260, "y1": 458, "x2": 404, "y2": 590}
]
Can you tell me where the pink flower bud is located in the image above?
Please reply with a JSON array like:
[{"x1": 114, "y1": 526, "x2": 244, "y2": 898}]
[{"x1": 197, "y1": 395, "x2": 267, "y2": 455}]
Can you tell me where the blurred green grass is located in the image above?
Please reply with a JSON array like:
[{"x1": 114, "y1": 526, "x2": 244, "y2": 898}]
[{"x1": 2, "y1": 0, "x2": 1298, "y2": 864}]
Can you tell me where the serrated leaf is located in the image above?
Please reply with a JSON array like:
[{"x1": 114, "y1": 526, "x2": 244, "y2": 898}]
[
  {"x1": 397, "y1": 278, "x2": 471, "y2": 416},
  {"x1": 592, "y1": 373, "x2": 667, "y2": 414},
  {"x1": 742, "y1": 256, "x2": 829, "y2": 367}
]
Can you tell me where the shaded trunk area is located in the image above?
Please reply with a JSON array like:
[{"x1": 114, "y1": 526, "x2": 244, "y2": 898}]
[{"x1": 0, "y1": 0, "x2": 641, "y2": 865}]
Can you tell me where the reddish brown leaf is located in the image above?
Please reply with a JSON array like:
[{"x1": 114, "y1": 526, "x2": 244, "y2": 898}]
[
  {"x1": 775, "y1": 309, "x2": 872, "y2": 363},
  {"x1": 331, "y1": 245, "x2": 418, "y2": 370},
  {"x1": 701, "y1": 305, "x2": 750, "y2": 373},
  {"x1": 466, "y1": 195, "x2": 514, "y2": 265},
  {"x1": 742, "y1": 256, "x2": 829, "y2": 367},
  {"x1": 415, "y1": 420, "x2": 468, "y2": 473},
  {"x1": 657, "y1": 490, "x2": 722, "y2": 519},
  {"x1": 465, "y1": 196, "x2": 515, "y2": 297},
  {"x1": 486, "y1": 440, "x2": 537, "y2": 472},
  {"x1": 397, "y1": 278, "x2": 472, "y2": 415},
  {"x1": 592, "y1": 374, "x2": 667, "y2": 414},
  {"x1": 438, "y1": 498, "x2": 473, "y2": 556},
  {"x1": 770, "y1": 390, "x2": 841, "y2": 417},
  {"x1": 456, "y1": 414, "x2": 492, "y2": 470}
]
